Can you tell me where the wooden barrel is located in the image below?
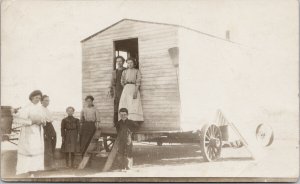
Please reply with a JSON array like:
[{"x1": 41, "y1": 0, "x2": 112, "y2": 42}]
[
  {"x1": 0, "y1": 106, "x2": 13, "y2": 135},
  {"x1": 219, "y1": 125, "x2": 229, "y2": 141}
]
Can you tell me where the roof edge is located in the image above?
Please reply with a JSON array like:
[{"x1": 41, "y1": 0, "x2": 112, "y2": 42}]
[{"x1": 81, "y1": 18, "x2": 240, "y2": 45}]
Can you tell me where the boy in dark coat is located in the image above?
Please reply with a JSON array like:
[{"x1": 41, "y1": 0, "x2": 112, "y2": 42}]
[
  {"x1": 115, "y1": 108, "x2": 139, "y2": 170},
  {"x1": 61, "y1": 106, "x2": 80, "y2": 168}
]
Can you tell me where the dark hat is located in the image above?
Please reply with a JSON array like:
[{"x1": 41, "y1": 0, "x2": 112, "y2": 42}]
[
  {"x1": 85, "y1": 95, "x2": 94, "y2": 101},
  {"x1": 29, "y1": 90, "x2": 42, "y2": 100},
  {"x1": 119, "y1": 108, "x2": 128, "y2": 114}
]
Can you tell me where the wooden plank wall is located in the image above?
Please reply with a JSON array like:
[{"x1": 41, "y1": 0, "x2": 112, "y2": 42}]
[{"x1": 82, "y1": 20, "x2": 180, "y2": 133}]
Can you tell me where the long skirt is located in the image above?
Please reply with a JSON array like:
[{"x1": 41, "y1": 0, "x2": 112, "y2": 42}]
[
  {"x1": 44, "y1": 122, "x2": 56, "y2": 169},
  {"x1": 16, "y1": 125, "x2": 44, "y2": 175},
  {"x1": 62, "y1": 129, "x2": 78, "y2": 153},
  {"x1": 80, "y1": 121, "x2": 96, "y2": 153},
  {"x1": 118, "y1": 84, "x2": 144, "y2": 121}
]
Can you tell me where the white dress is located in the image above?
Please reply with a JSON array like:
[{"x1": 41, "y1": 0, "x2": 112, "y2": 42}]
[
  {"x1": 13, "y1": 102, "x2": 45, "y2": 175},
  {"x1": 119, "y1": 68, "x2": 144, "y2": 121}
]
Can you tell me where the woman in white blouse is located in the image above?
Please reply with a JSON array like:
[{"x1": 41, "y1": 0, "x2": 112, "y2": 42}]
[
  {"x1": 119, "y1": 58, "x2": 144, "y2": 122},
  {"x1": 13, "y1": 90, "x2": 46, "y2": 176}
]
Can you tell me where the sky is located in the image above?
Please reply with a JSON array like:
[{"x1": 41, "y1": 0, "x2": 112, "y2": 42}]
[{"x1": 1, "y1": 0, "x2": 298, "y2": 112}]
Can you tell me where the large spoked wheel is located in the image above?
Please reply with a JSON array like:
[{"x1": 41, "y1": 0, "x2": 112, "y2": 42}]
[
  {"x1": 200, "y1": 123, "x2": 222, "y2": 162},
  {"x1": 103, "y1": 136, "x2": 116, "y2": 152}
]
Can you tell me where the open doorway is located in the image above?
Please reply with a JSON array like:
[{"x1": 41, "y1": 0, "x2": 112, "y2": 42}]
[
  {"x1": 114, "y1": 38, "x2": 139, "y2": 69},
  {"x1": 112, "y1": 38, "x2": 139, "y2": 125}
]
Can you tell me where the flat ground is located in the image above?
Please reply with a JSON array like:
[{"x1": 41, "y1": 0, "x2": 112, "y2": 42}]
[{"x1": 1, "y1": 138, "x2": 298, "y2": 182}]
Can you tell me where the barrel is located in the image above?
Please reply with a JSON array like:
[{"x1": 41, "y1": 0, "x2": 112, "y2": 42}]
[
  {"x1": 219, "y1": 125, "x2": 229, "y2": 141},
  {"x1": 0, "y1": 106, "x2": 13, "y2": 135}
]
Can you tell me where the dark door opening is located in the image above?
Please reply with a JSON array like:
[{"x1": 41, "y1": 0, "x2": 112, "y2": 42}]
[{"x1": 114, "y1": 38, "x2": 139, "y2": 69}]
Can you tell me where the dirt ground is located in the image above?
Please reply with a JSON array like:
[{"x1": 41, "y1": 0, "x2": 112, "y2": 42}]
[{"x1": 1, "y1": 138, "x2": 299, "y2": 182}]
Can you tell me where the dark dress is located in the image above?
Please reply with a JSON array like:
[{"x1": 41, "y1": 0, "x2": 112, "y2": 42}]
[
  {"x1": 80, "y1": 106, "x2": 100, "y2": 153},
  {"x1": 115, "y1": 119, "x2": 139, "y2": 169},
  {"x1": 44, "y1": 122, "x2": 57, "y2": 169},
  {"x1": 61, "y1": 116, "x2": 80, "y2": 153},
  {"x1": 110, "y1": 68, "x2": 125, "y2": 124}
]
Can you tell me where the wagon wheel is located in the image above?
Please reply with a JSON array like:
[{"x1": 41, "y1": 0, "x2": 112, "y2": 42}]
[
  {"x1": 200, "y1": 123, "x2": 222, "y2": 162},
  {"x1": 256, "y1": 123, "x2": 274, "y2": 147},
  {"x1": 103, "y1": 136, "x2": 116, "y2": 152}
]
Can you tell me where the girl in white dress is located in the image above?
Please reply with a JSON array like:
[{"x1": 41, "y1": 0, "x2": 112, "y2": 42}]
[
  {"x1": 13, "y1": 90, "x2": 46, "y2": 176},
  {"x1": 119, "y1": 58, "x2": 144, "y2": 122}
]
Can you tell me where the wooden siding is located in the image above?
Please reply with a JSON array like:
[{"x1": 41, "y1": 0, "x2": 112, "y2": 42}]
[{"x1": 82, "y1": 20, "x2": 180, "y2": 133}]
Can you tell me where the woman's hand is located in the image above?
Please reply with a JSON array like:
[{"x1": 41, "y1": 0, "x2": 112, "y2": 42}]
[
  {"x1": 95, "y1": 121, "x2": 101, "y2": 129},
  {"x1": 107, "y1": 88, "x2": 114, "y2": 98},
  {"x1": 133, "y1": 90, "x2": 138, "y2": 99}
]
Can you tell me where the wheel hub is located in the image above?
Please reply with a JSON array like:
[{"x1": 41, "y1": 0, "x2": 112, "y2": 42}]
[{"x1": 209, "y1": 137, "x2": 220, "y2": 147}]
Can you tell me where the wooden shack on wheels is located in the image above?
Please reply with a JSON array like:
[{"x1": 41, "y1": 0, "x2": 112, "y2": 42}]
[{"x1": 80, "y1": 19, "x2": 291, "y2": 165}]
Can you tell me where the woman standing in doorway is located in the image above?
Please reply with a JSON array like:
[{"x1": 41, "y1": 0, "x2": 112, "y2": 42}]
[
  {"x1": 119, "y1": 58, "x2": 144, "y2": 122},
  {"x1": 13, "y1": 90, "x2": 46, "y2": 176},
  {"x1": 80, "y1": 95, "x2": 101, "y2": 155}
]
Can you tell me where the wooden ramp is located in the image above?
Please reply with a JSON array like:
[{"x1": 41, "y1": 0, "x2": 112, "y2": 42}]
[
  {"x1": 102, "y1": 136, "x2": 119, "y2": 171},
  {"x1": 77, "y1": 129, "x2": 103, "y2": 169},
  {"x1": 216, "y1": 109, "x2": 254, "y2": 157}
]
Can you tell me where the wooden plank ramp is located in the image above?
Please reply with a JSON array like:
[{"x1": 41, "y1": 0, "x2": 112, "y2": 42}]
[
  {"x1": 77, "y1": 129, "x2": 103, "y2": 169},
  {"x1": 102, "y1": 136, "x2": 120, "y2": 172}
]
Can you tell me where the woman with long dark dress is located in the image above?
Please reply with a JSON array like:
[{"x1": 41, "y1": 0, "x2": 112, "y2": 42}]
[{"x1": 80, "y1": 95, "x2": 101, "y2": 155}]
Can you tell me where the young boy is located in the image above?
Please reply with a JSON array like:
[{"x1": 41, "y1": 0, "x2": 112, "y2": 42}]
[
  {"x1": 61, "y1": 107, "x2": 80, "y2": 168},
  {"x1": 115, "y1": 108, "x2": 139, "y2": 170}
]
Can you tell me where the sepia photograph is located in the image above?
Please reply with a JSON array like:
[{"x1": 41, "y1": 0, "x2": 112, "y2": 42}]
[{"x1": 0, "y1": 0, "x2": 299, "y2": 182}]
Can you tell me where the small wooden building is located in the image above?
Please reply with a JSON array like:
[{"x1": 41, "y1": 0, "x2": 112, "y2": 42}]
[{"x1": 81, "y1": 19, "x2": 296, "y2": 142}]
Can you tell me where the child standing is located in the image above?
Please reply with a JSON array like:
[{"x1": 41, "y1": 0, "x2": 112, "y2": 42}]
[
  {"x1": 61, "y1": 107, "x2": 80, "y2": 168},
  {"x1": 115, "y1": 108, "x2": 139, "y2": 170}
]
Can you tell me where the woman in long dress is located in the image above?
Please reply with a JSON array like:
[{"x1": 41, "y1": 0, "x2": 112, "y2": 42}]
[
  {"x1": 119, "y1": 58, "x2": 144, "y2": 122},
  {"x1": 80, "y1": 95, "x2": 101, "y2": 155},
  {"x1": 13, "y1": 90, "x2": 46, "y2": 176}
]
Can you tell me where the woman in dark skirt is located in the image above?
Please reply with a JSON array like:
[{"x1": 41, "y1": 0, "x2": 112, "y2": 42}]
[
  {"x1": 80, "y1": 95, "x2": 101, "y2": 156},
  {"x1": 61, "y1": 106, "x2": 80, "y2": 168}
]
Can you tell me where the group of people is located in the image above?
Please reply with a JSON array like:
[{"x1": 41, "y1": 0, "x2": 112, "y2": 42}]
[{"x1": 12, "y1": 56, "x2": 144, "y2": 176}]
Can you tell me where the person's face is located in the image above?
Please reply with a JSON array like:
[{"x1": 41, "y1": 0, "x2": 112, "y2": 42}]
[
  {"x1": 120, "y1": 112, "x2": 128, "y2": 120},
  {"x1": 116, "y1": 58, "x2": 124, "y2": 68},
  {"x1": 41, "y1": 97, "x2": 50, "y2": 107},
  {"x1": 85, "y1": 99, "x2": 93, "y2": 107},
  {"x1": 31, "y1": 95, "x2": 41, "y2": 104},
  {"x1": 67, "y1": 108, "x2": 74, "y2": 116},
  {"x1": 127, "y1": 60, "x2": 134, "y2": 69}
]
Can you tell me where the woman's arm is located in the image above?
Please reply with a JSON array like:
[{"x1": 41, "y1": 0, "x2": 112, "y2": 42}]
[
  {"x1": 61, "y1": 119, "x2": 65, "y2": 140},
  {"x1": 108, "y1": 71, "x2": 116, "y2": 98},
  {"x1": 133, "y1": 70, "x2": 142, "y2": 99},
  {"x1": 76, "y1": 119, "x2": 80, "y2": 141},
  {"x1": 121, "y1": 70, "x2": 126, "y2": 86},
  {"x1": 80, "y1": 110, "x2": 85, "y2": 123},
  {"x1": 95, "y1": 108, "x2": 101, "y2": 129},
  {"x1": 12, "y1": 107, "x2": 33, "y2": 126}
]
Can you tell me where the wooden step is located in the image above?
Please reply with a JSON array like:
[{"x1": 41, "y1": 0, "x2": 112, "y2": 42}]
[
  {"x1": 102, "y1": 136, "x2": 120, "y2": 172},
  {"x1": 77, "y1": 129, "x2": 103, "y2": 169}
]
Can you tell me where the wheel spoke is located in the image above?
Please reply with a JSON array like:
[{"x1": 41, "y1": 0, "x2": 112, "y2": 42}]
[
  {"x1": 211, "y1": 125, "x2": 215, "y2": 136},
  {"x1": 108, "y1": 142, "x2": 113, "y2": 147},
  {"x1": 211, "y1": 148, "x2": 215, "y2": 160},
  {"x1": 208, "y1": 126, "x2": 213, "y2": 137},
  {"x1": 206, "y1": 131, "x2": 211, "y2": 140},
  {"x1": 205, "y1": 135, "x2": 210, "y2": 140},
  {"x1": 208, "y1": 146, "x2": 213, "y2": 160}
]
